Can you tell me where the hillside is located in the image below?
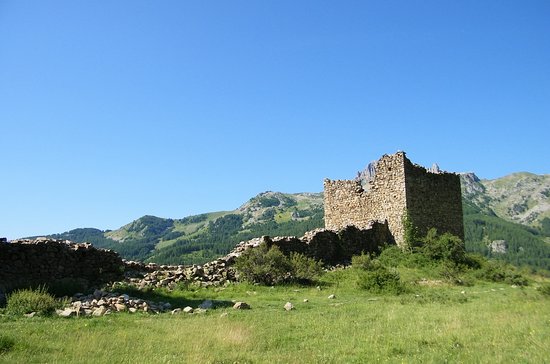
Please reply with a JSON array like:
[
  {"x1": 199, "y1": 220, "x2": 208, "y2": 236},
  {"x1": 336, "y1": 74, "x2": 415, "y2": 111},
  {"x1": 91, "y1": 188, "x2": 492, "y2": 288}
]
[
  {"x1": 461, "y1": 172, "x2": 550, "y2": 229},
  {"x1": 41, "y1": 173, "x2": 550, "y2": 270}
]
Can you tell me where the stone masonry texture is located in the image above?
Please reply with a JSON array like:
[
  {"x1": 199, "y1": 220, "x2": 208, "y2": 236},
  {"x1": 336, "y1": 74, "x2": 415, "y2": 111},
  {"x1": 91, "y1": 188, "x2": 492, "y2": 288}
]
[
  {"x1": 0, "y1": 238, "x2": 124, "y2": 292},
  {"x1": 324, "y1": 152, "x2": 464, "y2": 247}
]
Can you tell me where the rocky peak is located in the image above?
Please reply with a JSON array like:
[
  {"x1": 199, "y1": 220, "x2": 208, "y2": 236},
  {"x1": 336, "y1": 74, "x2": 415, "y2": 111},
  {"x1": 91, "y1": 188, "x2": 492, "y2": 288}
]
[
  {"x1": 356, "y1": 161, "x2": 376, "y2": 187},
  {"x1": 460, "y1": 172, "x2": 485, "y2": 197},
  {"x1": 429, "y1": 163, "x2": 442, "y2": 174}
]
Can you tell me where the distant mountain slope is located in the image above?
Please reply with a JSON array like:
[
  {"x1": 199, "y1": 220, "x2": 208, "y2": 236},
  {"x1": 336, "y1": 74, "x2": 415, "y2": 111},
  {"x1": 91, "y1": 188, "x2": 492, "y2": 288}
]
[
  {"x1": 41, "y1": 174, "x2": 550, "y2": 270},
  {"x1": 460, "y1": 172, "x2": 550, "y2": 228}
]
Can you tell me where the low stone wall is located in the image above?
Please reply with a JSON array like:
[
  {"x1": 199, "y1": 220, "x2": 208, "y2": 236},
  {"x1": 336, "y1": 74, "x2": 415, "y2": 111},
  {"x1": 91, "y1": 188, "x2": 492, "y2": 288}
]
[
  {"x1": 265, "y1": 222, "x2": 392, "y2": 265},
  {"x1": 0, "y1": 238, "x2": 124, "y2": 292}
]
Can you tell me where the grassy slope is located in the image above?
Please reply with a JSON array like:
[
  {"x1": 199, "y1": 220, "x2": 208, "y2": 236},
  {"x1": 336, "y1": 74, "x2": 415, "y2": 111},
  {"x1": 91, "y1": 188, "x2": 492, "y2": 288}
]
[{"x1": 1, "y1": 270, "x2": 549, "y2": 363}]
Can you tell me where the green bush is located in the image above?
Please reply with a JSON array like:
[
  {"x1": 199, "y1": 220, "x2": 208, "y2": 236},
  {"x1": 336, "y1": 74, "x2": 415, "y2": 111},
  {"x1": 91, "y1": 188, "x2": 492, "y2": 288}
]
[
  {"x1": 351, "y1": 253, "x2": 377, "y2": 270},
  {"x1": 473, "y1": 260, "x2": 529, "y2": 286},
  {"x1": 420, "y1": 229, "x2": 467, "y2": 265},
  {"x1": 235, "y1": 244, "x2": 292, "y2": 285},
  {"x1": 5, "y1": 287, "x2": 60, "y2": 316},
  {"x1": 352, "y1": 254, "x2": 405, "y2": 294},
  {"x1": 356, "y1": 265, "x2": 404, "y2": 294},
  {"x1": 377, "y1": 246, "x2": 407, "y2": 267},
  {"x1": 438, "y1": 261, "x2": 472, "y2": 286},
  {"x1": 289, "y1": 253, "x2": 324, "y2": 284},
  {"x1": 235, "y1": 244, "x2": 324, "y2": 285}
]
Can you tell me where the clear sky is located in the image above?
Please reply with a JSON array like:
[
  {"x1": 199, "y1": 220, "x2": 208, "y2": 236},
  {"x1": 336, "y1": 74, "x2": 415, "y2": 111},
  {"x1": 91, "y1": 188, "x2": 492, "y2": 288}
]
[{"x1": 1, "y1": 1, "x2": 549, "y2": 239}]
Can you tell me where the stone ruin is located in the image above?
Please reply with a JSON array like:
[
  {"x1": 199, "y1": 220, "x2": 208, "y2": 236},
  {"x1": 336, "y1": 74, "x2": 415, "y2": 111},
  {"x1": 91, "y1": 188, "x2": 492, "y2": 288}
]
[
  {"x1": 123, "y1": 222, "x2": 391, "y2": 291},
  {"x1": 0, "y1": 222, "x2": 393, "y2": 316},
  {"x1": 0, "y1": 237, "x2": 124, "y2": 294},
  {"x1": 324, "y1": 152, "x2": 464, "y2": 247},
  {"x1": 0, "y1": 152, "x2": 464, "y2": 315}
]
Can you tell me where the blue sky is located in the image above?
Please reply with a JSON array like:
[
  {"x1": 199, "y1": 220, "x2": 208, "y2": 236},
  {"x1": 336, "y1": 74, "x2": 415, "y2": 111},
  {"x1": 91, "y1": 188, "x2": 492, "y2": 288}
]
[{"x1": 1, "y1": 1, "x2": 549, "y2": 239}]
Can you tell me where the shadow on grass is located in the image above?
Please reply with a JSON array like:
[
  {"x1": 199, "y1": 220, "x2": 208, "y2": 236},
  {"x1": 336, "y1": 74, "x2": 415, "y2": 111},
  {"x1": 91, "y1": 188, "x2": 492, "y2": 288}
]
[{"x1": 110, "y1": 286, "x2": 235, "y2": 309}]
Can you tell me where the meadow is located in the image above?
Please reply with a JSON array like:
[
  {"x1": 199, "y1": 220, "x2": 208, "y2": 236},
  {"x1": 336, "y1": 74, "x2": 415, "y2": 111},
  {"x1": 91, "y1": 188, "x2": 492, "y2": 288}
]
[{"x1": 1, "y1": 267, "x2": 549, "y2": 363}]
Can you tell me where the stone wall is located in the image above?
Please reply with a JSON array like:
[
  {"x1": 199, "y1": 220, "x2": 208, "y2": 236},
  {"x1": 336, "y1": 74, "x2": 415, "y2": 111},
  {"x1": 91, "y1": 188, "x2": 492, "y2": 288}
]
[
  {"x1": 404, "y1": 159, "x2": 464, "y2": 240},
  {"x1": 0, "y1": 238, "x2": 124, "y2": 292},
  {"x1": 324, "y1": 153, "x2": 408, "y2": 244},
  {"x1": 324, "y1": 152, "x2": 464, "y2": 246},
  {"x1": 265, "y1": 222, "x2": 392, "y2": 265}
]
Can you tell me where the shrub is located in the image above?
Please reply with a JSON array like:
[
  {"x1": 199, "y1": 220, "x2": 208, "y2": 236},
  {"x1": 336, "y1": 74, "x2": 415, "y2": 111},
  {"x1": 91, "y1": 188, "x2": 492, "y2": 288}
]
[
  {"x1": 463, "y1": 253, "x2": 484, "y2": 270},
  {"x1": 5, "y1": 286, "x2": 60, "y2": 316},
  {"x1": 235, "y1": 244, "x2": 324, "y2": 285},
  {"x1": 235, "y1": 244, "x2": 292, "y2": 285},
  {"x1": 352, "y1": 254, "x2": 405, "y2": 294},
  {"x1": 420, "y1": 229, "x2": 467, "y2": 265},
  {"x1": 474, "y1": 260, "x2": 529, "y2": 286},
  {"x1": 378, "y1": 246, "x2": 407, "y2": 267},
  {"x1": 356, "y1": 265, "x2": 404, "y2": 294},
  {"x1": 438, "y1": 261, "x2": 472, "y2": 286},
  {"x1": 289, "y1": 253, "x2": 324, "y2": 284},
  {"x1": 351, "y1": 253, "x2": 377, "y2": 271}
]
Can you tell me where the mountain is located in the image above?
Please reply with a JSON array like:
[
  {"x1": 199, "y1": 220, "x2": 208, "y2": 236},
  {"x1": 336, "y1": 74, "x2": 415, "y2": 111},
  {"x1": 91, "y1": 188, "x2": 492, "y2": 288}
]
[
  {"x1": 461, "y1": 172, "x2": 550, "y2": 228},
  {"x1": 39, "y1": 174, "x2": 550, "y2": 270},
  {"x1": 459, "y1": 172, "x2": 550, "y2": 270}
]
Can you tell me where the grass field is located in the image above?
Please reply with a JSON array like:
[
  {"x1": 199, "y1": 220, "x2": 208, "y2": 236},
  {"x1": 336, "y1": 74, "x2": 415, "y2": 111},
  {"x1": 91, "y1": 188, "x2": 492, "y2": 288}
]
[{"x1": 1, "y1": 268, "x2": 549, "y2": 363}]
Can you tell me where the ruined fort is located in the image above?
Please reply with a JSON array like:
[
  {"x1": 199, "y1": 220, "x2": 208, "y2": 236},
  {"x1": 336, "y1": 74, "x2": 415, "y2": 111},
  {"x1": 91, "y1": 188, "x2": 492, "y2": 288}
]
[{"x1": 324, "y1": 152, "x2": 464, "y2": 247}]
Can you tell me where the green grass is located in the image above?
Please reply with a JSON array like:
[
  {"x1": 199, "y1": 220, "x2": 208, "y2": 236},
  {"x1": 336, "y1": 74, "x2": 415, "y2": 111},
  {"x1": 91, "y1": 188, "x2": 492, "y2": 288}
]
[
  {"x1": 275, "y1": 211, "x2": 292, "y2": 223},
  {"x1": 1, "y1": 270, "x2": 549, "y2": 363}
]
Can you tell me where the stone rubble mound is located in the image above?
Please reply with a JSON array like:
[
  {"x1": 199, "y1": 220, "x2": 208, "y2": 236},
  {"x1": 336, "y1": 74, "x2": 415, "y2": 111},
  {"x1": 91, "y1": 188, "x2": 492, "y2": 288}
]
[
  {"x1": 123, "y1": 257, "x2": 238, "y2": 290},
  {"x1": 57, "y1": 289, "x2": 173, "y2": 317}
]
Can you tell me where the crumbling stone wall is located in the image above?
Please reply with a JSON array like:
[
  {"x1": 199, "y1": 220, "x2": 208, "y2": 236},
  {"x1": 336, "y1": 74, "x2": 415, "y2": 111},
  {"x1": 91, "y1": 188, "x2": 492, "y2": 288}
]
[
  {"x1": 404, "y1": 158, "x2": 464, "y2": 240},
  {"x1": 0, "y1": 238, "x2": 124, "y2": 292},
  {"x1": 260, "y1": 221, "x2": 391, "y2": 265},
  {"x1": 122, "y1": 223, "x2": 393, "y2": 291},
  {"x1": 324, "y1": 152, "x2": 464, "y2": 247}
]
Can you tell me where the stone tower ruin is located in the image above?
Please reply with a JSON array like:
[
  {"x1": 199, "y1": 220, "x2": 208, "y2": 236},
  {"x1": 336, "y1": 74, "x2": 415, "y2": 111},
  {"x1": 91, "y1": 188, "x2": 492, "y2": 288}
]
[{"x1": 324, "y1": 152, "x2": 464, "y2": 247}]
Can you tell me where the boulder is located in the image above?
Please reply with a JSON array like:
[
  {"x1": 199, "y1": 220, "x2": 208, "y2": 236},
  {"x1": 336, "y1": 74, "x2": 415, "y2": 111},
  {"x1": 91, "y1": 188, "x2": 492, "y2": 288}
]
[
  {"x1": 114, "y1": 303, "x2": 128, "y2": 312},
  {"x1": 57, "y1": 308, "x2": 76, "y2": 317},
  {"x1": 233, "y1": 302, "x2": 250, "y2": 310},
  {"x1": 92, "y1": 306, "x2": 108, "y2": 317}
]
